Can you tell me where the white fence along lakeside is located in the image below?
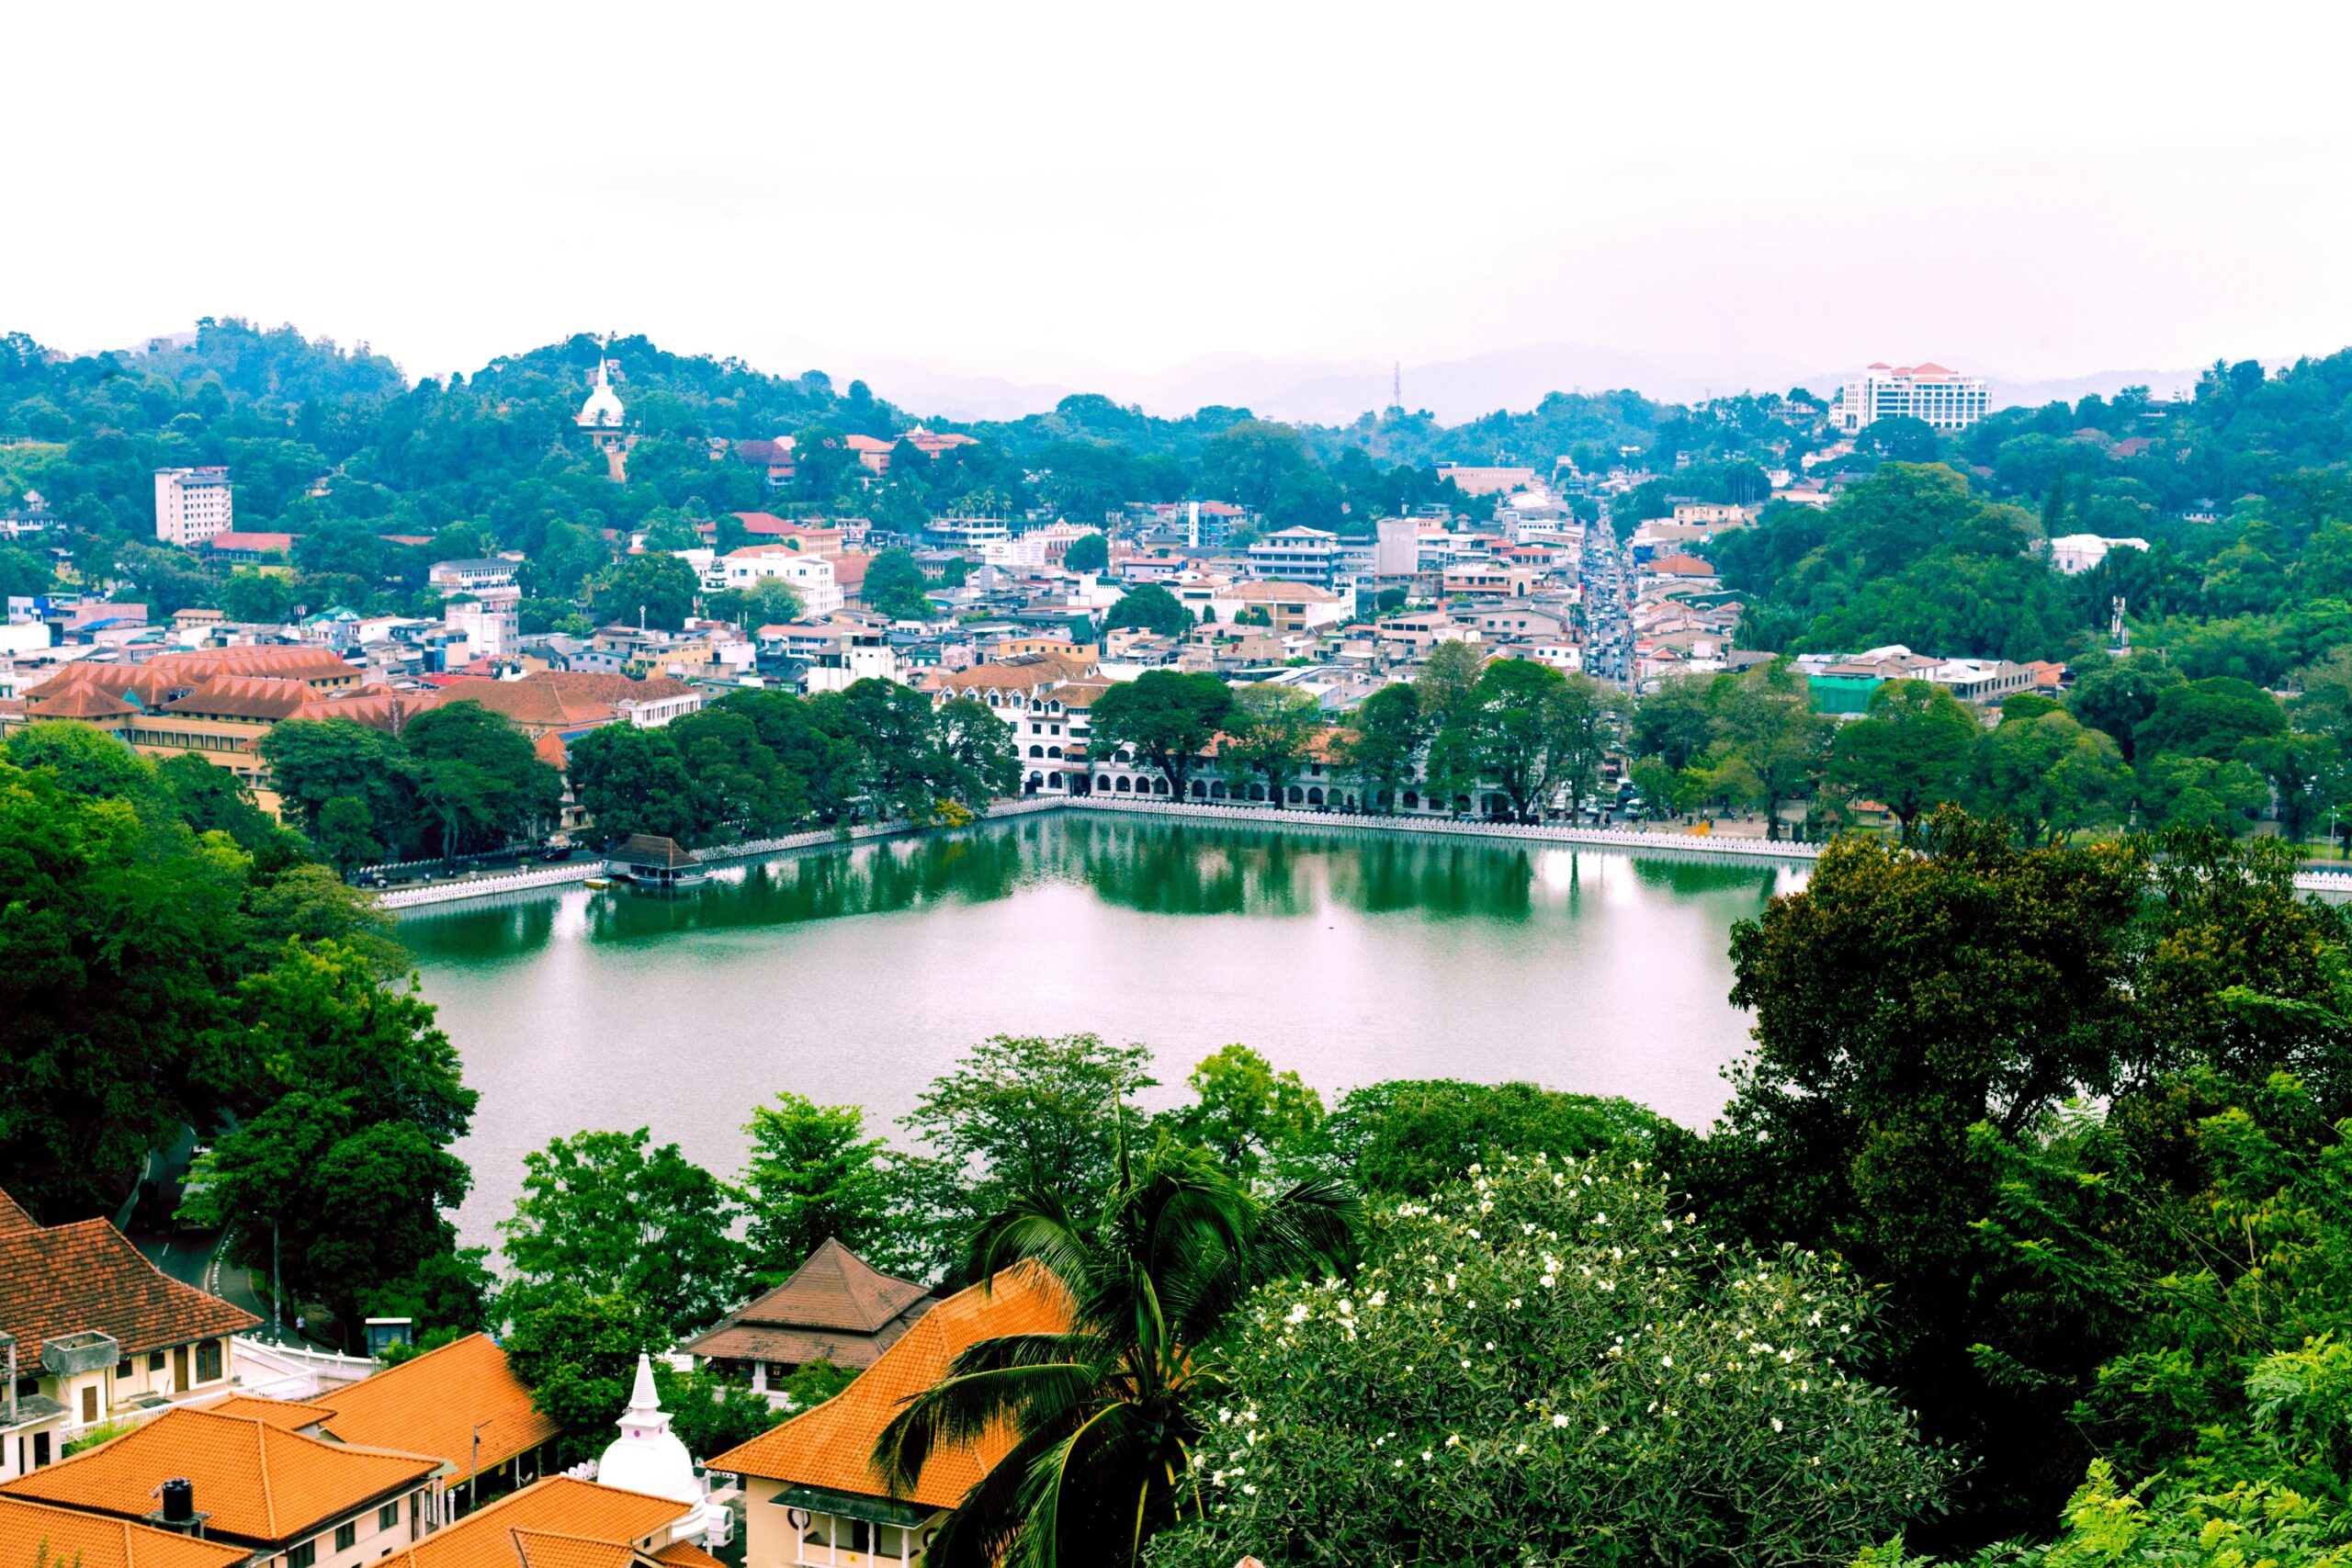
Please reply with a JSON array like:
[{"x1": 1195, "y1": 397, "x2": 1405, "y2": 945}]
[{"x1": 1064, "y1": 796, "x2": 1825, "y2": 862}]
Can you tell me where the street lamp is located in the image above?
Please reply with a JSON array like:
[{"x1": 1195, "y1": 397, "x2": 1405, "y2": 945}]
[{"x1": 468, "y1": 1422, "x2": 489, "y2": 1516}]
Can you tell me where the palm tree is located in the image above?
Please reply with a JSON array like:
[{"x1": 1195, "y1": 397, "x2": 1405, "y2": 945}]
[{"x1": 873, "y1": 1139, "x2": 1355, "y2": 1567}]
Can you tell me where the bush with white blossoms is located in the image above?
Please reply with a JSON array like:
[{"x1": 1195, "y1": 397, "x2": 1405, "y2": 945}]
[{"x1": 1145, "y1": 1152, "x2": 1956, "y2": 1568}]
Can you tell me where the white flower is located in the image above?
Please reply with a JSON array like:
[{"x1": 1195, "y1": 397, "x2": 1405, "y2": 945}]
[
  {"x1": 1770, "y1": 1417, "x2": 1783, "y2": 1433},
  {"x1": 1552, "y1": 1414, "x2": 1571, "y2": 1428},
  {"x1": 1660, "y1": 1355, "x2": 1672, "y2": 1367},
  {"x1": 1242, "y1": 1483, "x2": 1257, "y2": 1495}
]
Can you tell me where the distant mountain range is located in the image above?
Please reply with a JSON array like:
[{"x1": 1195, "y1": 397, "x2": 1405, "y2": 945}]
[{"x1": 820, "y1": 343, "x2": 2211, "y2": 426}]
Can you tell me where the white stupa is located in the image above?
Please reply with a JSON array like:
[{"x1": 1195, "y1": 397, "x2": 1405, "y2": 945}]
[
  {"x1": 596, "y1": 1352, "x2": 710, "y2": 1540},
  {"x1": 577, "y1": 355, "x2": 627, "y2": 430}
]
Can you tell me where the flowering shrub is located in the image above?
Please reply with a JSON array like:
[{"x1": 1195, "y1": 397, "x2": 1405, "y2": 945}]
[{"x1": 1146, "y1": 1153, "x2": 1955, "y2": 1568}]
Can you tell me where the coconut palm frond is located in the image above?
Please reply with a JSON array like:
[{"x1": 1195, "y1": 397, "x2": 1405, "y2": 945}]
[{"x1": 874, "y1": 1360, "x2": 1098, "y2": 1495}]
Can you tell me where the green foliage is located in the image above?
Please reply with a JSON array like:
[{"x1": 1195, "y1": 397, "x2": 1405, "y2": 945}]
[
  {"x1": 499, "y1": 1128, "x2": 747, "y2": 1337},
  {"x1": 1335, "y1": 681, "x2": 1425, "y2": 809},
  {"x1": 1216, "y1": 683, "x2": 1322, "y2": 803},
  {"x1": 1103, "y1": 582, "x2": 1195, "y2": 638},
  {"x1": 861, "y1": 547, "x2": 934, "y2": 620},
  {"x1": 1061, "y1": 531, "x2": 1109, "y2": 573},
  {"x1": 1317, "y1": 1079, "x2": 1667, "y2": 1197},
  {"x1": 594, "y1": 552, "x2": 698, "y2": 631},
  {"x1": 1153, "y1": 1044, "x2": 1325, "y2": 1178},
  {"x1": 897, "y1": 1032, "x2": 1156, "y2": 1279},
  {"x1": 740, "y1": 1092, "x2": 922, "y2": 1284},
  {"x1": 503, "y1": 1286, "x2": 671, "y2": 1464},
  {"x1": 1973, "y1": 708, "x2": 2132, "y2": 847},
  {"x1": 1715, "y1": 465, "x2": 2072, "y2": 661},
  {"x1": 1826, "y1": 681, "x2": 1980, "y2": 840},
  {"x1": 1146, "y1": 1155, "x2": 1953, "y2": 1568}
]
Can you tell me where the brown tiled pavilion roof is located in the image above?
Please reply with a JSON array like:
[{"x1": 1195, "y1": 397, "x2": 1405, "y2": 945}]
[
  {"x1": 0, "y1": 1190, "x2": 259, "y2": 1364},
  {"x1": 291, "y1": 689, "x2": 442, "y2": 734},
  {"x1": 0, "y1": 1495, "x2": 252, "y2": 1568},
  {"x1": 377, "y1": 1478, "x2": 691, "y2": 1568},
  {"x1": 608, "y1": 835, "x2": 699, "y2": 872},
  {"x1": 681, "y1": 1239, "x2": 934, "y2": 1371},
  {"x1": 0, "y1": 1408, "x2": 436, "y2": 1549},
  {"x1": 706, "y1": 1261, "x2": 1072, "y2": 1509},
  {"x1": 25, "y1": 683, "x2": 136, "y2": 719},
  {"x1": 320, "y1": 1333, "x2": 561, "y2": 1483}
]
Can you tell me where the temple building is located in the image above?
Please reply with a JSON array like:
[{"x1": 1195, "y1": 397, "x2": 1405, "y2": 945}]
[
  {"x1": 682, "y1": 1239, "x2": 935, "y2": 1393},
  {"x1": 577, "y1": 348, "x2": 631, "y2": 481}
]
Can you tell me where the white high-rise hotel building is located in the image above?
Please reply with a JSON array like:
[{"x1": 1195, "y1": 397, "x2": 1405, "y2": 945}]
[
  {"x1": 1834, "y1": 363, "x2": 1989, "y2": 434},
  {"x1": 153, "y1": 466, "x2": 234, "y2": 546}
]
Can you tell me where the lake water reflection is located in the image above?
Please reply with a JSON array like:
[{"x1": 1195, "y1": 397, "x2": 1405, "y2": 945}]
[{"x1": 401, "y1": 815, "x2": 1797, "y2": 1245}]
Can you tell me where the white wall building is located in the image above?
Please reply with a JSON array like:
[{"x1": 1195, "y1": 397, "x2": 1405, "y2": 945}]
[
  {"x1": 153, "y1": 467, "x2": 233, "y2": 547},
  {"x1": 720, "y1": 547, "x2": 845, "y2": 616},
  {"x1": 2048, "y1": 534, "x2": 2151, "y2": 575},
  {"x1": 1833, "y1": 363, "x2": 1990, "y2": 434},
  {"x1": 1246, "y1": 526, "x2": 1341, "y2": 589}
]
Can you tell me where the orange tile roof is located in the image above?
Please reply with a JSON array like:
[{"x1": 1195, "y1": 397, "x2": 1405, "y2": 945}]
[
  {"x1": 320, "y1": 1334, "x2": 562, "y2": 1482},
  {"x1": 435, "y1": 680, "x2": 616, "y2": 730},
  {"x1": 0, "y1": 1190, "x2": 259, "y2": 1364},
  {"x1": 0, "y1": 1409, "x2": 436, "y2": 1548},
  {"x1": 376, "y1": 1478, "x2": 690, "y2": 1568},
  {"x1": 199, "y1": 1394, "x2": 339, "y2": 1430},
  {"x1": 707, "y1": 1262, "x2": 1072, "y2": 1509},
  {"x1": 0, "y1": 1495, "x2": 252, "y2": 1568},
  {"x1": 525, "y1": 671, "x2": 695, "y2": 706},
  {"x1": 649, "y1": 1541, "x2": 724, "y2": 1568},
  {"x1": 507, "y1": 1532, "x2": 642, "y2": 1568},
  {"x1": 147, "y1": 647, "x2": 358, "y2": 686},
  {"x1": 160, "y1": 675, "x2": 314, "y2": 720},
  {"x1": 28, "y1": 684, "x2": 137, "y2": 718}
]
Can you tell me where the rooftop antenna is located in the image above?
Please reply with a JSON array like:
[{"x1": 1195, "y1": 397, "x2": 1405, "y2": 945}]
[
  {"x1": 1392, "y1": 361, "x2": 1402, "y2": 411},
  {"x1": 2109, "y1": 593, "x2": 2128, "y2": 652}
]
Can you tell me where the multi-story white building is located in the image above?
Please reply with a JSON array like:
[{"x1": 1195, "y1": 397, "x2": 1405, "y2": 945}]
[
  {"x1": 1833, "y1": 363, "x2": 1990, "y2": 433},
  {"x1": 153, "y1": 467, "x2": 233, "y2": 547},
  {"x1": 1246, "y1": 526, "x2": 1341, "y2": 589},
  {"x1": 719, "y1": 547, "x2": 845, "y2": 617}
]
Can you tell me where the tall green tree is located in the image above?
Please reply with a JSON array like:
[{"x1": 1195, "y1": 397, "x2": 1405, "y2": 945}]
[
  {"x1": 1216, "y1": 683, "x2": 1321, "y2": 805},
  {"x1": 874, "y1": 1141, "x2": 1356, "y2": 1567},
  {"x1": 1103, "y1": 583, "x2": 1194, "y2": 639},
  {"x1": 1088, "y1": 671, "x2": 1234, "y2": 800},
  {"x1": 1335, "y1": 682, "x2": 1425, "y2": 811},
  {"x1": 1826, "y1": 680, "x2": 1981, "y2": 842},
  {"x1": 1153, "y1": 1044, "x2": 1324, "y2": 1178},
  {"x1": 402, "y1": 700, "x2": 563, "y2": 859},
  {"x1": 861, "y1": 548, "x2": 935, "y2": 620},
  {"x1": 740, "y1": 1093, "x2": 919, "y2": 1285},
  {"x1": 1973, "y1": 707, "x2": 2132, "y2": 846},
  {"x1": 500, "y1": 1128, "x2": 748, "y2": 1336},
  {"x1": 565, "y1": 722, "x2": 698, "y2": 843},
  {"x1": 593, "y1": 552, "x2": 699, "y2": 631}
]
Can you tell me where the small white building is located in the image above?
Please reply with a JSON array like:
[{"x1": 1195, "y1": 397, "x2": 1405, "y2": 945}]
[
  {"x1": 2048, "y1": 534, "x2": 2151, "y2": 575},
  {"x1": 721, "y1": 547, "x2": 844, "y2": 617}
]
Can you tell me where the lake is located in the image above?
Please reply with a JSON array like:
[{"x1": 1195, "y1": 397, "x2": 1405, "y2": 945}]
[{"x1": 400, "y1": 813, "x2": 1801, "y2": 1247}]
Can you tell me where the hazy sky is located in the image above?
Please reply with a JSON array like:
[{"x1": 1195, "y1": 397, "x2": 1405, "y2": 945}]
[{"x1": 14, "y1": 2, "x2": 2352, "y2": 392}]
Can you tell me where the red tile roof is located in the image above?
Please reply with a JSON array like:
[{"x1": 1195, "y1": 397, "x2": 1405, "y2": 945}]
[
  {"x1": 201, "y1": 533, "x2": 299, "y2": 556},
  {"x1": 0, "y1": 1495, "x2": 252, "y2": 1568},
  {"x1": 160, "y1": 675, "x2": 314, "y2": 721},
  {"x1": 320, "y1": 1334, "x2": 561, "y2": 1482},
  {"x1": 376, "y1": 1478, "x2": 691, "y2": 1568},
  {"x1": 0, "y1": 1189, "x2": 259, "y2": 1365},
  {"x1": 0, "y1": 1409, "x2": 435, "y2": 1549}
]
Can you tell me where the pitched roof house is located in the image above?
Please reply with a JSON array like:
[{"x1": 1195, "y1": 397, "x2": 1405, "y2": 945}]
[
  {"x1": 681, "y1": 1240, "x2": 935, "y2": 1382},
  {"x1": 0, "y1": 1407, "x2": 438, "y2": 1563},
  {"x1": 0, "y1": 1190, "x2": 259, "y2": 1482},
  {"x1": 707, "y1": 1264, "x2": 1070, "y2": 1568},
  {"x1": 0, "y1": 1493, "x2": 251, "y2": 1568},
  {"x1": 315, "y1": 1335, "x2": 563, "y2": 1502}
]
